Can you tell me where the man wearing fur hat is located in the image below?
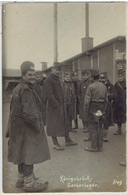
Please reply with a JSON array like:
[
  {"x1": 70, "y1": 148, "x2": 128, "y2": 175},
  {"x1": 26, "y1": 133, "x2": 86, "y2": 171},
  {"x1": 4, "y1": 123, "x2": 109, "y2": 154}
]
[{"x1": 6, "y1": 61, "x2": 50, "y2": 192}]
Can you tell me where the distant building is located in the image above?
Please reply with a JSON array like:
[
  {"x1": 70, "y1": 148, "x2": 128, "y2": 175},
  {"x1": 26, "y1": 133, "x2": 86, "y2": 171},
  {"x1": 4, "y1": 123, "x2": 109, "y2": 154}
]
[
  {"x1": 2, "y1": 36, "x2": 126, "y2": 101},
  {"x1": 2, "y1": 69, "x2": 21, "y2": 101},
  {"x1": 43, "y1": 36, "x2": 126, "y2": 83}
]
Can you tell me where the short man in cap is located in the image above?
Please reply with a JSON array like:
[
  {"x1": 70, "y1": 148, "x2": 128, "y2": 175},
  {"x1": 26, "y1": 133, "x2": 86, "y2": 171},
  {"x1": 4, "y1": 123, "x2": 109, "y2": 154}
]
[
  {"x1": 45, "y1": 63, "x2": 78, "y2": 149},
  {"x1": 62, "y1": 72, "x2": 77, "y2": 145},
  {"x1": 84, "y1": 70, "x2": 108, "y2": 152},
  {"x1": 6, "y1": 61, "x2": 50, "y2": 192},
  {"x1": 100, "y1": 72, "x2": 116, "y2": 142},
  {"x1": 34, "y1": 71, "x2": 47, "y2": 125},
  {"x1": 78, "y1": 69, "x2": 91, "y2": 137},
  {"x1": 113, "y1": 69, "x2": 126, "y2": 135}
]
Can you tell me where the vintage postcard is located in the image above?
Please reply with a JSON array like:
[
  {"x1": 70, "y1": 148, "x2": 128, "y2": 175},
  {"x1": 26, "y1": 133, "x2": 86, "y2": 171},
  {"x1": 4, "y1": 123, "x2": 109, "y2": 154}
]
[{"x1": 1, "y1": 1, "x2": 127, "y2": 194}]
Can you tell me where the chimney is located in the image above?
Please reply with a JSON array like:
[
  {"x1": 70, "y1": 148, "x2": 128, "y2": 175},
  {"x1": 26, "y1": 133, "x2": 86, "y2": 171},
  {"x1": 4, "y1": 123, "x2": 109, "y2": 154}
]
[
  {"x1": 81, "y1": 3, "x2": 93, "y2": 52},
  {"x1": 40, "y1": 62, "x2": 47, "y2": 71}
]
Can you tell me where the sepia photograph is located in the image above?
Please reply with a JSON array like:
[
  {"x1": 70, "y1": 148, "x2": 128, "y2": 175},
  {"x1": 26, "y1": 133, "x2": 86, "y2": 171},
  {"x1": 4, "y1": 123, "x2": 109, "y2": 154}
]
[{"x1": 2, "y1": 1, "x2": 127, "y2": 193}]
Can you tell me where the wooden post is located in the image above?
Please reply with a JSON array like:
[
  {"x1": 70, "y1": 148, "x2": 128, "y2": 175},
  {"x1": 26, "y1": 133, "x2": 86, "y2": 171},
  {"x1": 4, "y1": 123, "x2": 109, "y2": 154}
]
[{"x1": 54, "y1": 3, "x2": 58, "y2": 62}]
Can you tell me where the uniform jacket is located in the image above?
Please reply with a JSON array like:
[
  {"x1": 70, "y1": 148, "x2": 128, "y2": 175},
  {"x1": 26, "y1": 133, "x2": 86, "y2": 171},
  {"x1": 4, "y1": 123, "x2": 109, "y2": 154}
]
[
  {"x1": 114, "y1": 79, "x2": 126, "y2": 124},
  {"x1": 84, "y1": 80, "x2": 108, "y2": 121},
  {"x1": 7, "y1": 79, "x2": 50, "y2": 165},
  {"x1": 78, "y1": 79, "x2": 91, "y2": 120},
  {"x1": 45, "y1": 73, "x2": 65, "y2": 137}
]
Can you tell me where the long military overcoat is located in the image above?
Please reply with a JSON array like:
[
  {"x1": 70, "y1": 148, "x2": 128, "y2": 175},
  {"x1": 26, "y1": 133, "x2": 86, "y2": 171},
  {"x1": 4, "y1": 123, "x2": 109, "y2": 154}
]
[
  {"x1": 114, "y1": 79, "x2": 126, "y2": 124},
  {"x1": 104, "y1": 80, "x2": 117, "y2": 128},
  {"x1": 78, "y1": 79, "x2": 91, "y2": 121},
  {"x1": 45, "y1": 73, "x2": 65, "y2": 137},
  {"x1": 7, "y1": 79, "x2": 50, "y2": 165}
]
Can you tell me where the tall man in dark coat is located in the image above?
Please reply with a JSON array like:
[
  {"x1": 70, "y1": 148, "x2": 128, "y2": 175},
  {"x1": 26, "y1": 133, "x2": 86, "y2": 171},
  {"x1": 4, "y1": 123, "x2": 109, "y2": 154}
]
[
  {"x1": 78, "y1": 69, "x2": 91, "y2": 133},
  {"x1": 100, "y1": 72, "x2": 117, "y2": 142},
  {"x1": 114, "y1": 69, "x2": 126, "y2": 135},
  {"x1": 45, "y1": 63, "x2": 77, "y2": 150},
  {"x1": 84, "y1": 70, "x2": 108, "y2": 152},
  {"x1": 6, "y1": 61, "x2": 50, "y2": 192}
]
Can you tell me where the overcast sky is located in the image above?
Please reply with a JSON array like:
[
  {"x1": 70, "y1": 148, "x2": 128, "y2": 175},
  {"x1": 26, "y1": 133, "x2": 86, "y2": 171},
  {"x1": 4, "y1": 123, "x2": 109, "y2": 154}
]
[{"x1": 2, "y1": 2, "x2": 126, "y2": 70}]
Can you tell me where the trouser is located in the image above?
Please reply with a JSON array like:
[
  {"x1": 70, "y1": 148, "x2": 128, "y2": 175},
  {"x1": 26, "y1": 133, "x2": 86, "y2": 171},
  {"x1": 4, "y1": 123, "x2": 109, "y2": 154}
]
[
  {"x1": 117, "y1": 123, "x2": 122, "y2": 132},
  {"x1": 52, "y1": 133, "x2": 72, "y2": 145},
  {"x1": 18, "y1": 164, "x2": 34, "y2": 176},
  {"x1": 74, "y1": 117, "x2": 78, "y2": 128},
  {"x1": 66, "y1": 104, "x2": 73, "y2": 129},
  {"x1": 90, "y1": 120, "x2": 103, "y2": 149},
  {"x1": 88, "y1": 102, "x2": 105, "y2": 149},
  {"x1": 103, "y1": 124, "x2": 108, "y2": 138},
  {"x1": 82, "y1": 120, "x2": 88, "y2": 129}
]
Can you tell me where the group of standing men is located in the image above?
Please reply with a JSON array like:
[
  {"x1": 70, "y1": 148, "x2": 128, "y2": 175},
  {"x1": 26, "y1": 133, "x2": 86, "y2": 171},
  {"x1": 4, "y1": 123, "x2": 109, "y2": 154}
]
[{"x1": 6, "y1": 61, "x2": 126, "y2": 192}]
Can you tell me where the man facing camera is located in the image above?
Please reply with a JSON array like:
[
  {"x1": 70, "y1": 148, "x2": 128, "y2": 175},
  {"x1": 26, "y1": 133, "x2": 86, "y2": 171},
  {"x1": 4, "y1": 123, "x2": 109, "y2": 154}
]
[{"x1": 6, "y1": 61, "x2": 50, "y2": 192}]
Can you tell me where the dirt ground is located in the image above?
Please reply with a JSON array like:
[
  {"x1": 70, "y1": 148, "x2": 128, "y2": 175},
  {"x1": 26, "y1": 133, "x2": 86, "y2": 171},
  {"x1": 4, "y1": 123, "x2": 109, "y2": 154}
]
[{"x1": 2, "y1": 102, "x2": 127, "y2": 193}]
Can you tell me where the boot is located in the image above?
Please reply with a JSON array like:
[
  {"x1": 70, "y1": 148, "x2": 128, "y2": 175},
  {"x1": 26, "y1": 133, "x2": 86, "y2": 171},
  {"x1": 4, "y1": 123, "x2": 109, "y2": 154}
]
[
  {"x1": 113, "y1": 130, "x2": 122, "y2": 135},
  {"x1": 16, "y1": 173, "x2": 24, "y2": 188},
  {"x1": 114, "y1": 124, "x2": 122, "y2": 135},
  {"x1": 65, "y1": 133, "x2": 77, "y2": 146},
  {"x1": 23, "y1": 173, "x2": 48, "y2": 192},
  {"x1": 52, "y1": 137, "x2": 64, "y2": 150},
  {"x1": 84, "y1": 146, "x2": 98, "y2": 152}
]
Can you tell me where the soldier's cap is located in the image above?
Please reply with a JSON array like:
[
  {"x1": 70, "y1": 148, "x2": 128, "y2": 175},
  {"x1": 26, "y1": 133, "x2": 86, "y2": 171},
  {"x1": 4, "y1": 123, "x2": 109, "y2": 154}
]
[
  {"x1": 36, "y1": 71, "x2": 42, "y2": 75},
  {"x1": 81, "y1": 69, "x2": 90, "y2": 76},
  {"x1": 21, "y1": 61, "x2": 35, "y2": 74},
  {"x1": 118, "y1": 69, "x2": 125, "y2": 75},
  {"x1": 42, "y1": 73, "x2": 47, "y2": 78},
  {"x1": 70, "y1": 72, "x2": 77, "y2": 77},
  {"x1": 100, "y1": 72, "x2": 107, "y2": 78},
  {"x1": 52, "y1": 62, "x2": 61, "y2": 70},
  {"x1": 91, "y1": 69, "x2": 100, "y2": 77}
]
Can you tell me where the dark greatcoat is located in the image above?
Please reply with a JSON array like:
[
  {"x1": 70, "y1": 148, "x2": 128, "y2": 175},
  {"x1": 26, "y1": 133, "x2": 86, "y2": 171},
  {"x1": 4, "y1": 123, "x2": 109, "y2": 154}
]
[
  {"x1": 45, "y1": 73, "x2": 65, "y2": 137},
  {"x1": 114, "y1": 79, "x2": 126, "y2": 124},
  {"x1": 78, "y1": 79, "x2": 91, "y2": 121},
  {"x1": 33, "y1": 80, "x2": 47, "y2": 125},
  {"x1": 62, "y1": 81, "x2": 76, "y2": 131},
  {"x1": 103, "y1": 80, "x2": 117, "y2": 128},
  {"x1": 7, "y1": 79, "x2": 50, "y2": 165}
]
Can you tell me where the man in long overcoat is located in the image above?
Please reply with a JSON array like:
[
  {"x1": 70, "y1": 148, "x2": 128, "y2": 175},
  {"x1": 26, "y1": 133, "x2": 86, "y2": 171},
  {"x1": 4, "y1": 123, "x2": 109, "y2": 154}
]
[
  {"x1": 6, "y1": 61, "x2": 50, "y2": 192},
  {"x1": 113, "y1": 69, "x2": 126, "y2": 135},
  {"x1": 100, "y1": 72, "x2": 117, "y2": 142},
  {"x1": 45, "y1": 63, "x2": 77, "y2": 150},
  {"x1": 34, "y1": 71, "x2": 47, "y2": 125},
  {"x1": 78, "y1": 70, "x2": 91, "y2": 133}
]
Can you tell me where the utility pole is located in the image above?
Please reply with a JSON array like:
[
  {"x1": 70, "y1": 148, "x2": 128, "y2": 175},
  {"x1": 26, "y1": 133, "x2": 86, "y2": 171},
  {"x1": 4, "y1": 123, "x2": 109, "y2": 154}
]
[
  {"x1": 85, "y1": 3, "x2": 89, "y2": 37},
  {"x1": 54, "y1": 3, "x2": 58, "y2": 62}
]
